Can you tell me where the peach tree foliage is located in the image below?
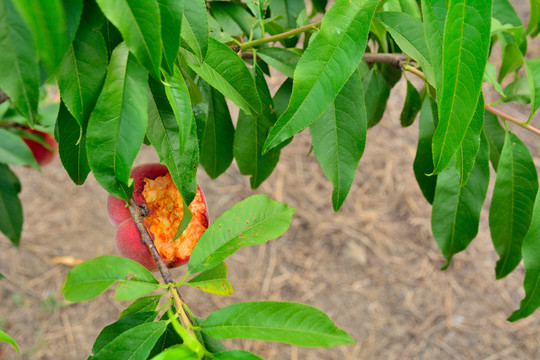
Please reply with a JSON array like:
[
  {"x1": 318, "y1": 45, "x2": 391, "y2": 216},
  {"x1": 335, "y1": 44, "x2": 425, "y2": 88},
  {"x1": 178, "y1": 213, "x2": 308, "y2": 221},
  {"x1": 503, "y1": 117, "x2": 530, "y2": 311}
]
[{"x1": 0, "y1": 0, "x2": 539, "y2": 357}]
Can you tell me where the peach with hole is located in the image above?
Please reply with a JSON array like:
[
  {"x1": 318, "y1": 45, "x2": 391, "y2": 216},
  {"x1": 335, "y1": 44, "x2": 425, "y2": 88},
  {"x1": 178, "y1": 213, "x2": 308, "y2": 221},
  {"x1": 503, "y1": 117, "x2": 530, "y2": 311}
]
[{"x1": 107, "y1": 163, "x2": 209, "y2": 271}]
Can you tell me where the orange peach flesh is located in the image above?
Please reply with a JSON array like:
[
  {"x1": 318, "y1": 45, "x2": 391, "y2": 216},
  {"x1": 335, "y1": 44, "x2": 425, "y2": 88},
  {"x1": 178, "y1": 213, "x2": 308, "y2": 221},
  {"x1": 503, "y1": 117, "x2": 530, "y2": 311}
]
[{"x1": 141, "y1": 173, "x2": 207, "y2": 265}]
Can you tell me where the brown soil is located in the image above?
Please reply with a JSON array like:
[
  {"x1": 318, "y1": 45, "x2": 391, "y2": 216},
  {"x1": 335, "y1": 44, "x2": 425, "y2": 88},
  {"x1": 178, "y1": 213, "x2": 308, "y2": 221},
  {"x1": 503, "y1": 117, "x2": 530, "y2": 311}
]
[{"x1": 1, "y1": 4, "x2": 539, "y2": 359}]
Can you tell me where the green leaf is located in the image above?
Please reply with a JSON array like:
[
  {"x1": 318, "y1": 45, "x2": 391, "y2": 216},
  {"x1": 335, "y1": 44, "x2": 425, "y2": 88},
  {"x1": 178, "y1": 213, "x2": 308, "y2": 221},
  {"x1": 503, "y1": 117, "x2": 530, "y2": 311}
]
[
  {"x1": 182, "y1": 37, "x2": 261, "y2": 116},
  {"x1": 120, "y1": 295, "x2": 162, "y2": 318},
  {"x1": 164, "y1": 66, "x2": 192, "y2": 157},
  {"x1": 55, "y1": 101, "x2": 91, "y2": 185},
  {"x1": 525, "y1": 57, "x2": 540, "y2": 121},
  {"x1": 90, "y1": 321, "x2": 167, "y2": 360},
  {"x1": 310, "y1": 70, "x2": 367, "y2": 211},
  {"x1": 0, "y1": 0, "x2": 39, "y2": 125},
  {"x1": 400, "y1": 79, "x2": 422, "y2": 127},
  {"x1": 432, "y1": 133, "x2": 490, "y2": 269},
  {"x1": 56, "y1": 6, "x2": 109, "y2": 127},
  {"x1": 421, "y1": 0, "x2": 446, "y2": 98},
  {"x1": 62, "y1": 255, "x2": 160, "y2": 302},
  {"x1": 363, "y1": 67, "x2": 390, "y2": 128},
  {"x1": 492, "y1": 0, "x2": 523, "y2": 42},
  {"x1": 188, "y1": 195, "x2": 296, "y2": 274},
  {"x1": 413, "y1": 96, "x2": 438, "y2": 204},
  {"x1": 86, "y1": 43, "x2": 148, "y2": 202},
  {"x1": 182, "y1": 0, "x2": 208, "y2": 61},
  {"x1": 527, "y1": 0, "x2": 540, "y2": 35},
  {"x1": 374, "y1": 11, "x2": 435, "y2": 87},
  {"x1": 270, "y1": 0, "x2": 305, "y2": 31},
  {"x1": 158, "y1": 0, "x2": 183, "y2": 75},
  {"x1": 200, "y1": 85, "x2": 235, "y2": 180},
  {"x1": 0, "y1": 330, "x2": 19, "y2": 354},
  {"x1": 102, "y1": 19, "x2": 122, "y2": 59},
  {"x1": 455, "y1": 95, "x2": 484, "y2": 186},
  {"x1": 490, "y1": 132, "x2": 539, "y2": 279},
  {"x1": 483, "y1": 111, "x2": 506, "y2": 171},
  {"x1": 186, "y1": 262, "x2": 234, "y2": 296},
  {"x1": 148, "y1": 78, "x2": 198, "y2": 206},
  {"x1": 312, "y1": 0, "x2": 328, "y2": 13},
  {"x1": 246, "y1": 0, "x2": 269, "y2": 19},
  {"x1": 0, "y1": 128, "x2": 39, "y2": 169},
  {"x1": 263, "y1": 0, "x2": 380, "y2": 153},
  {"x1": 233, "y1": 66, "x2": 281, "y2": 189},
  {"x1": 484, "y1": 62, "x2": 506, "y2": 97},
  {"x1": 431, "y1": 0, "x2": 492, "y2": 174},
  {"x1": 502, "y1": 77, "x2": 530, "y2": 104},
  {"x1": 201, "y1": 301, "x2": 354, "y2": 347},
  {"x1": 63, "y1": 0, "x2": 83, "y2": 43},
  {"x1": 93, "y1": 312, "x2": 158, "y2": 355},
  {"x1": 150, "y1": 344, "x2": 200, "y2": 360},
  {"x1": 95, "y1": 0, "x2": 161, "y2": 79},
  {"x1": 13, "y1": 0, "x2": 69, "y2": 76},
  {"x1": 273, "y1": 78, "x2": 293, "y2": 117},
  {"x1": 210, "y1": 2, "x2": 259, "y2": 38},
  {"x1": 508, "y1": 191, "x2": 540, "y2": 321},
  {"x1": 0, "y1": 164, "x2": 23, "y2": 246},
  {"x1": 256, "y1": 47, "x2": 300, "y2": 78},
  {"x1": 498, "y1": 42, "x2": 524, "y2": 83},
  {"x1": 214, "y1": 350, "x2": 263, "y2": 360}
]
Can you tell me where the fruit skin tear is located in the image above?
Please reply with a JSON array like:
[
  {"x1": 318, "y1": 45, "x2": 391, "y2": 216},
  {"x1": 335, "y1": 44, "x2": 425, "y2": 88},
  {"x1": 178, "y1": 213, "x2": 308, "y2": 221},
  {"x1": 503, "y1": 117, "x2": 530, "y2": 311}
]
[{"x1": 142, "y1": 173, "x2": 208, "y2": 265}]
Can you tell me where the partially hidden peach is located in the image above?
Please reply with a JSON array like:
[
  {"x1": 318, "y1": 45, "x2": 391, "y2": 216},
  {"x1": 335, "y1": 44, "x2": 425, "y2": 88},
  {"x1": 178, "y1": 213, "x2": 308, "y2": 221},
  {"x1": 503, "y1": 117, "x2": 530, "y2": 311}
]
[
  {"x1": 107, "y1": 163, "x2": 209, "y2": 271},
  {"x1": 22, "y1": 128, "x2": 58, "y2": 166}
]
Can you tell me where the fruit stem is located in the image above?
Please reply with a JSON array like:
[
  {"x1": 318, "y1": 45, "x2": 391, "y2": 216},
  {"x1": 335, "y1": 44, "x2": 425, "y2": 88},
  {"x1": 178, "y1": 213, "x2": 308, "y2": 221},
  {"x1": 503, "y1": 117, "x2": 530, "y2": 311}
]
[{"x1": 128, "y1": 200, "x2": 193, "y2": 325}]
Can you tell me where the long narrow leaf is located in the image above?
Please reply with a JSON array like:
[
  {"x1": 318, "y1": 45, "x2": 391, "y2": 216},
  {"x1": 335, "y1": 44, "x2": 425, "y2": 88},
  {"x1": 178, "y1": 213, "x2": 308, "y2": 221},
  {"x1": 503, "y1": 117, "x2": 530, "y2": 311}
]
[
  {"x1": 310, "y1": 70, "x2": 367, "y2": 211},
  {"x1": 508, "y1": 191, "x2": 540, "y2": 321},
  {"x1": 188, "y1": 195, "x2": 296, "y2": 275},
  {"x1": 0, "y1": 0, "x2": 39, "y2": 124},
  {"x1": 490, "y1": 132, "x2": 539, "y2": 279},
  {"x1": 96, "y1": 0, "x2": 161, "y2": 79},
  {"x1": 86, "y1": 43, "x2": 148, "y2": 202},
  {"x1": 263, "y1": 0, "x2": 380, "y2": 153},
  {"x1": 432, "y1": 134, "x2": 490, "y2": 269},
  {"x1": 431, "y1": 0, "x2": 492, "y2": 174},
  {"x1": 201, "y1": 301, "x2": 354, "y2": 348},
  {"x1": 0, "y1": 164, "x2": 23, "y2": 246}
]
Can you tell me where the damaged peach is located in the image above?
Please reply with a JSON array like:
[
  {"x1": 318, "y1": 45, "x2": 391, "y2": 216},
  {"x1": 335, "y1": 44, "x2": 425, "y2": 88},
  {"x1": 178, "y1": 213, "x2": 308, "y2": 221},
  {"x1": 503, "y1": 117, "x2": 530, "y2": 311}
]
[{"x1": 107, "y1": 163, "x2": 209, "y2": 271}]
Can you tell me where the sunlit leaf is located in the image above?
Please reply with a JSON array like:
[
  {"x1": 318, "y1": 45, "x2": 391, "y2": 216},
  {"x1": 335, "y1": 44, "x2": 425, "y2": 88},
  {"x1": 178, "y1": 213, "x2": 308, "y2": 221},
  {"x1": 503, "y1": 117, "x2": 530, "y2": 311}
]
[
  {"x1": 201, "y1": 301, "x2": 354, "y2": 347},
  {"x1": 263, "y1": 0, "x2": 379, "y2": 152},
  {"x1": 431, "y1": 0, "x2": 491, "y2": 174},
  {"x1": 188, "y1": 195, "x2": 296, "y2": 274},
  {"x1": 62, "y1": 256, "x2": 160, "y2": 302}
]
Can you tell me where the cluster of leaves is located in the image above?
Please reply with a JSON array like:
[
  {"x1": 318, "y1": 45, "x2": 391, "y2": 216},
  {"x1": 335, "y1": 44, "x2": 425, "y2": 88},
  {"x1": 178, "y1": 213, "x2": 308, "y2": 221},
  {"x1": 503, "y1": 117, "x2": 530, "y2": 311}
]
[
  {"x1": 1, "y1": 0, "x2": 540, "y2": 356},
  {"x1": 60, "y1": 195, "x2": 353, "y2": 359}
]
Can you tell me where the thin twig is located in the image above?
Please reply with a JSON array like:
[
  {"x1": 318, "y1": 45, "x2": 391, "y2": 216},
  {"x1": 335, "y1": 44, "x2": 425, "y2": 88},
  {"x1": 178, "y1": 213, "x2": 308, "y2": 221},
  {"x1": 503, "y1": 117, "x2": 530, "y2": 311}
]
[
  {"x1": 239, "y1": 19, "x2": 322, "y2": 50},
  {"x1": 402, "y1": 67, "x2": 540, "y2": 137},
  {"x1": 363, "y1": 53, "x2": 411, "y2": 68},
  {"x1": 485, "y1": 105, "x2": 540, "y2": 136},
  {"x1": 128, "y1": 200, "x2": 193, "y2": 324}
]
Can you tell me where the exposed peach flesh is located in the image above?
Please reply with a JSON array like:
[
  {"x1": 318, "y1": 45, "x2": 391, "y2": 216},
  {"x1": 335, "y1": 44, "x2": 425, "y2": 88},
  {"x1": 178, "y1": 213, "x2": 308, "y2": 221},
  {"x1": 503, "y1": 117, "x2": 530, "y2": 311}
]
[{"x1": 141, "y1": 173, "x2": 207, "y2": 265}]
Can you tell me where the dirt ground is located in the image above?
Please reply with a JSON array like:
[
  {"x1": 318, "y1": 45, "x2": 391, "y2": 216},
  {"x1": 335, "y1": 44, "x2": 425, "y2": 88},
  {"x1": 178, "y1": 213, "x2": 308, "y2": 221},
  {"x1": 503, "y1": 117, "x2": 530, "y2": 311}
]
[{"x1": 1, "y1": 5, "x2": 540, "y2": 360}]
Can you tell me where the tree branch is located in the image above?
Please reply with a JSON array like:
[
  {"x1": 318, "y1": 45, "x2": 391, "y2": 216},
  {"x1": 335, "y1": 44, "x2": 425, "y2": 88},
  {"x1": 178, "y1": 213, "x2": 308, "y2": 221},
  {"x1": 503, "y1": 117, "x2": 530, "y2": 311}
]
[
  {"x1": 400, "y1": 66, "x2": 540, "y2": 137},
  {"x1": 128, "y1": 200, "x2": 192, "y2": 324},
  {"x1": 485, "y1": 105, "x2": 540, "y2": 136},
  {"x1": 239, "y1": 19, "x2": 322, "y2": 50}
]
